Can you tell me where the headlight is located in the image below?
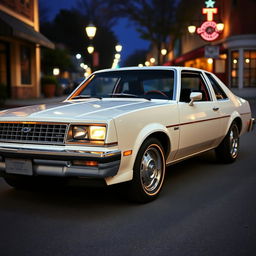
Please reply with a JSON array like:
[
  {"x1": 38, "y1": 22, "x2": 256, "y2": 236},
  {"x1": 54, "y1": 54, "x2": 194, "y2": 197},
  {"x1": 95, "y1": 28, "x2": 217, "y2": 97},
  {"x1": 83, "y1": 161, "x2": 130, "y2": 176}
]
[
  {"x1": 89, "y1": 126, "x2": 106, "y2": 140},
  {"x1": 71, "y1": 125, "x2": 106, "y2": 141},
  {"x1": 72, "y1": 126, "x2": 89, "y2": 140}
]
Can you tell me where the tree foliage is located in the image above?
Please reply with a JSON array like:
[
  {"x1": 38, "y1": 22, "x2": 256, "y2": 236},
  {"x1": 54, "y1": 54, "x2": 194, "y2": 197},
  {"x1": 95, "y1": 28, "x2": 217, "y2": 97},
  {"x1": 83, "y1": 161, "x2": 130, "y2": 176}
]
[
  {"x1": 107, "y1": 0, "x2": 203, "y2": 64},
  {"x1": 41, "y1": 47, "x2": 74, "y2": 76},
  {"x1": 124, "y1": 50, "x2": 148, "y2": 67},
  {"x1": 40, "y1": 8, "x2": 117, "y2": 70},
  {"x1": 108, "y1": 0, "x2": 178, "y2": 63}
]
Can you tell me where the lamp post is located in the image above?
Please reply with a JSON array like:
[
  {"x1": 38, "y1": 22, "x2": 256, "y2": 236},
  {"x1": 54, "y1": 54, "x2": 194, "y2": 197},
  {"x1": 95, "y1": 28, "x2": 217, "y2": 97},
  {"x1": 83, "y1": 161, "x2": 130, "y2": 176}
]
[
  {"x1": 87, "y1": 45, "x2": 94, "y2": 54},
  {"x1": 85, "y1": 23, "x2": 97, "y2": 40},
  {"x1": 115, "y1": 44, "x2": 122, "y2": 53},
  {"x1": 85, "y1": 23, "x2": 97, "y2": 70}
]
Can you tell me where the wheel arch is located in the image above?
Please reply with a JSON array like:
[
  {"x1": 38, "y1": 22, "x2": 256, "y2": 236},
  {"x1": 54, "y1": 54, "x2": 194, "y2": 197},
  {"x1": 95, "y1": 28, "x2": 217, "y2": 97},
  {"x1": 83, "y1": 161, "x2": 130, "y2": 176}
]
[
  {"x1": 145, "y1": 132, "x2": 171, "y2": 158},
  {"x1": 132, "y1": 125, "x2": 171, "y2": 164},
  {"x1": 225, "y1": 112, "x2": 243, "y2": 135},
  {"x1": 232, "y1": 117, "x2": 242, "y2": 133}
]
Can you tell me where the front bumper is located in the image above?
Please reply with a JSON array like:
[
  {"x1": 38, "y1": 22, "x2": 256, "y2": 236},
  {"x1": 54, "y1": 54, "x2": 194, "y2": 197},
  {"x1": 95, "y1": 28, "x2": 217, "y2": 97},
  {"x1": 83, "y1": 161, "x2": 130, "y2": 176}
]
[
  {"x1": 248, "y1": 118, "x2": 255, "y2": 132},
  {"x1": 0, "y1": 147, "x2": 121, "y2": 178}
]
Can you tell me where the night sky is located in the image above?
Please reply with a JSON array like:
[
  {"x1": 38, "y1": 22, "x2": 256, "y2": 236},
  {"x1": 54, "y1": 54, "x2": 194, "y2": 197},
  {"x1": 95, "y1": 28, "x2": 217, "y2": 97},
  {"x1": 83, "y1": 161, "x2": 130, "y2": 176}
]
[{"x1": 40, "y1": 0, "x2": 149, "y2": 62}]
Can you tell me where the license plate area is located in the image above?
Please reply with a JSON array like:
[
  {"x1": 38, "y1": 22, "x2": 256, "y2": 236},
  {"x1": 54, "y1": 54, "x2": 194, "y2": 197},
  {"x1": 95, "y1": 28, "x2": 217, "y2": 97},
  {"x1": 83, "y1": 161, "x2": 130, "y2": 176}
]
[{"x1": 5, "y1": 158, "x2": 33, "y2": 176}]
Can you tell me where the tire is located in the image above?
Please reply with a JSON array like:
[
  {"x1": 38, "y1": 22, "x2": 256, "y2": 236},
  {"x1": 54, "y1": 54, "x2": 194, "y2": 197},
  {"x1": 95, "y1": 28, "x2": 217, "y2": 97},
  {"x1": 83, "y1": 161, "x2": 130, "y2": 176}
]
[
  {"x1": 128, "y1": 138, "x2": 166, "y2": 203},
  {"x1": 215, "y1": 122, "x2": 240, "y2": 163},
  {"x1": 4, "y1": 175, "x2": 35, "y2": 189}
]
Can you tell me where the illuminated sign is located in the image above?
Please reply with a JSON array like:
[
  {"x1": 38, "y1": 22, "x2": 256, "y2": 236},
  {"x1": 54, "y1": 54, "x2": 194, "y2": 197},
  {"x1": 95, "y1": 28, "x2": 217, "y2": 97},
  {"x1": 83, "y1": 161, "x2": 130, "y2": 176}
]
[
  {"x1": 196, "y1": 0, "x2": 222, "y2": 42},
  {"x1": 202, "y1": 8, "x2": 218, "y2": 21},
  {"x1": 197, "y1": 21, "x2": 219, "y2": 41}
]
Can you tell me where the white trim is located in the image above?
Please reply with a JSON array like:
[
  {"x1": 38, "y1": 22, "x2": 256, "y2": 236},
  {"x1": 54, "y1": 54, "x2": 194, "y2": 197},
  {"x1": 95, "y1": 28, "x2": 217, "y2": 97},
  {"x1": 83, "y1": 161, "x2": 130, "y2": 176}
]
[
  {"x1": 224, "y1": 34, "x2": 256, "y2": 49},
  {"x1": 238, "y1": 48, "x2": 244, "y2": 89}
]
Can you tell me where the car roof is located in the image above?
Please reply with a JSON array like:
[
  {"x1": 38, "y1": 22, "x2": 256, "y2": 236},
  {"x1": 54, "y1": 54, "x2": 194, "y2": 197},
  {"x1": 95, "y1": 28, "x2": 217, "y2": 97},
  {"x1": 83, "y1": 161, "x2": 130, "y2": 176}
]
[{"x1": 94, "y1": 66, "x2": 206, "y2": 74}]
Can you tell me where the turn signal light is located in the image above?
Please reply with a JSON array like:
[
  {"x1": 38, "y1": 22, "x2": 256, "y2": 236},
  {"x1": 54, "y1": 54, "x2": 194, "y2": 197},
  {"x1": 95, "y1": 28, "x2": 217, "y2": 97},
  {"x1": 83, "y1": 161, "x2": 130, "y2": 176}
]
[
  {"x1": 72, "y1": 160, "x2": 98, "y2": 167},
  {"x1": 123, "y1": 150, "x2": 133, "y2": 157}
]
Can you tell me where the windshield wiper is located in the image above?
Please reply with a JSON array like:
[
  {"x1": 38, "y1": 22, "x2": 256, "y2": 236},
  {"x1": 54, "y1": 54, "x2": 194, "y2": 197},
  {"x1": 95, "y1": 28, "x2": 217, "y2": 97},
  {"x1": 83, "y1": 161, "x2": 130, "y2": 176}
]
[
  {"x1": 108, "y1": 93, "x2": 151, "y2": 101},
  {"x1": 72, "y1": 95, "x2": 102, "y2": 100}
]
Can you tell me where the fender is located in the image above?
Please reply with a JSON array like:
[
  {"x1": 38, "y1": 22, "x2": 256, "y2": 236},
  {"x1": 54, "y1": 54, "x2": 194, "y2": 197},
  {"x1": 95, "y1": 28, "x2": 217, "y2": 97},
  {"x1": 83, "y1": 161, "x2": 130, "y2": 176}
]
[
  {"x1": 132, "y1": 123, "x2": 171, "y2": 161},
  {"x1": 224, "y1": 111, "x2": 241, "y2": 135}
]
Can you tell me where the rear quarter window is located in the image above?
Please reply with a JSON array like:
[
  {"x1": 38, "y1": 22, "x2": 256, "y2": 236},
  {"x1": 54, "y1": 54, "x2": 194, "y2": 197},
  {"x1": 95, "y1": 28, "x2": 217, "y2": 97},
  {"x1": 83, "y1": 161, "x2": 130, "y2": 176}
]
[{"x1": 206, "y1": 73, "x2": 228, "y2": 100}]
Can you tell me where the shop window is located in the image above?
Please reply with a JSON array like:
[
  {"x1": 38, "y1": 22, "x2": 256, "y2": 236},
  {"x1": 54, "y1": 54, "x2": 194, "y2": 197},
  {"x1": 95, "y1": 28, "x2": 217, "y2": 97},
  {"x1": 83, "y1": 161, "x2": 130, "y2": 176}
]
[
  {"x1": 20, "y1": 45, "x2": 31, "y2": 85},
  {"x1": 244, "y1": 50, "x2": 256, "y2": 88},
  {"x1": 231, "y1": 51, "x2": 239, "y2": 88}
]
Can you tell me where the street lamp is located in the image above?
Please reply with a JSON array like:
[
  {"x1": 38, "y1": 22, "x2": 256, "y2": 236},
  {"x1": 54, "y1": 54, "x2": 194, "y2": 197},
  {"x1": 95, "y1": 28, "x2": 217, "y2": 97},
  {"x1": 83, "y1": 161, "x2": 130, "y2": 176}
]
[
  {"x1": 161, "y1": 49, "x2": 167, "y2": 56},
  {"x1": 115, "y1": 44, "x2": 122, "y2": 52},
  {"x1": 76, "y1": 53, "x2": 82, "y2": 59},
  {"x1": 216, "y1": 22, "x2": 224, "y2": 32},
  {"x1": 85, "y1": 23, "x2": 97, "y2": 40},
  {"x1": 53, "y1": 68, "x2": 60, "y2": 76},
  {"x1": 145, "y1": 61, "x2": 150, "y2": 66},
  {"x1": 87, "y1": 45, "x2": 94, "y2": 54},
  {"x1": 150, "y1": 57, "x2": 156, "y2": 64},
  {"x1": 115, "y1": 53, "x2": 121, "y2": 60},
  {"x1": 188, "y1": 25, "x2": 196, "y2": 34}
]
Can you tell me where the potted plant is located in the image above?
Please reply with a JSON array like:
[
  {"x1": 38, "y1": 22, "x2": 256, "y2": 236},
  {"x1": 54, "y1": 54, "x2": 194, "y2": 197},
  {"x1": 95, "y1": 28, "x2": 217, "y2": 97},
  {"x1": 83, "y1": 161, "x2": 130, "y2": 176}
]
[{"x1": 41, "y1": 76, "x2": 58, "y2": 98}]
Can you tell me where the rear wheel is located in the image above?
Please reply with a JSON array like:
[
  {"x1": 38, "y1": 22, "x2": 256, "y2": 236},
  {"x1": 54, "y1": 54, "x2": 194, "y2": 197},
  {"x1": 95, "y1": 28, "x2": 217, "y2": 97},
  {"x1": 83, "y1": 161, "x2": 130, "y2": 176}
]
[
  {"x1": 215, "y1": 122, "x2": 240, "y2": 163},
  {"x1": 128, "y1": 138, "x2": 166, "y2": 203}
]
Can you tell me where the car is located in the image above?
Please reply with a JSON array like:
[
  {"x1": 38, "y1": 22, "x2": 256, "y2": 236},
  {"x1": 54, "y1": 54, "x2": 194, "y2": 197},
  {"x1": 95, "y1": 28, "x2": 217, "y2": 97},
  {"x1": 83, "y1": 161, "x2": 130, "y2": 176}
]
[{"x1": 0, "y1": 67, "x2": 254, "y2": 202}]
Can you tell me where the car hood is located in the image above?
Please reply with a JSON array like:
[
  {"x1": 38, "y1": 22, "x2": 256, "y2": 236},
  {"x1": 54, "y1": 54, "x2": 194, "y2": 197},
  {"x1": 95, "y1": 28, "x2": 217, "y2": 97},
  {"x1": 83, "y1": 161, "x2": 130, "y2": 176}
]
[{"x1": 0, "y1": 99, "x2": 171, "y2": 122}]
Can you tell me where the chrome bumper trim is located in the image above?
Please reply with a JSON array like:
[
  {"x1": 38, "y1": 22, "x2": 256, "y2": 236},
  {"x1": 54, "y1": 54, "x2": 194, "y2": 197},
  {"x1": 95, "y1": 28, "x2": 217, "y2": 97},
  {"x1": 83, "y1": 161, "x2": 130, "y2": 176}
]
[
  {"x1": 248, "y1": 118, "x2": 255, "y2": 132},
  {"x1": 0, "y1": 147, "x2": 120, "y2": 160},
  {"x1": 0, "y1": 147, "x2": 121, "y2": 178}
]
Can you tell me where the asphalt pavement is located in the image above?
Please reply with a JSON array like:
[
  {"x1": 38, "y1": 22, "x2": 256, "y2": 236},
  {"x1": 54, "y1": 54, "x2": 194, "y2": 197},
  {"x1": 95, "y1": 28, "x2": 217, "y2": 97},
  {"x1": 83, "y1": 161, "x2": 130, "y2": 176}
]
[{"x1": 0, "y1": 99, "x2": 255, "y2": 256}]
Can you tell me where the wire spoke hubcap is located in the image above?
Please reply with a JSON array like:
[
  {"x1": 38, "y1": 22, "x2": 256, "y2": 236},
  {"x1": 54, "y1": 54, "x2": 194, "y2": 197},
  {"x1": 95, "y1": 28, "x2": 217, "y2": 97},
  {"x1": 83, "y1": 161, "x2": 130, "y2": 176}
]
[
  {"x1": 230, "y1": 125, "x2": 239, "y2": 158},
  {"x1": 140, "y1": 146, "x2": 163, "y2": 193}
]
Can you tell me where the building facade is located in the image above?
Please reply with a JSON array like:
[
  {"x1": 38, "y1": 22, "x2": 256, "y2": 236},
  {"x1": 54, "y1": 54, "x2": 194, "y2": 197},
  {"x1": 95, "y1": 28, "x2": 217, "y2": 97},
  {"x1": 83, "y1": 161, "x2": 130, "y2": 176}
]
[
  {"x1": 169, "y1": 0, "x2": 256, "y2": 89},
  {"x1": 0, "y1": 0, "x2": 54, "y2": 99}
]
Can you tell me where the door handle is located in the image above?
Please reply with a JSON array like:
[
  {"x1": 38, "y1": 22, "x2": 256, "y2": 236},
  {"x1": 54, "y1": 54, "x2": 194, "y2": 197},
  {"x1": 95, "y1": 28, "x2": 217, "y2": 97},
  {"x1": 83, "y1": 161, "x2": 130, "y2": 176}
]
[{"x1": 213, "y1": 107, "x2": 219, "y2": 111}]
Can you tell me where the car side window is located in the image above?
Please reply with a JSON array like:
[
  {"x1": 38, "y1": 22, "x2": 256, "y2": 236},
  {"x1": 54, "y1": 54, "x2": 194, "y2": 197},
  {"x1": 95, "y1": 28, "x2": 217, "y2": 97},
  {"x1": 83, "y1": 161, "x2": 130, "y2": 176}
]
[
  {"x1": 180, "y1": 72, "x2": 211, "y2": 102},
  {"x1": 206, "y1": 73, "x2": 228, "y2": 100}
]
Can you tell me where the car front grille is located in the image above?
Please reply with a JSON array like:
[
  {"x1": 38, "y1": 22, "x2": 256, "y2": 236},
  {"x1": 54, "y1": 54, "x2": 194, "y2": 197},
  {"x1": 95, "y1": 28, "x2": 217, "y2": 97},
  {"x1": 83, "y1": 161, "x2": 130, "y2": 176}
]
[{"x1": 0, "y1": 122, "x2": 68, "y2": 145}]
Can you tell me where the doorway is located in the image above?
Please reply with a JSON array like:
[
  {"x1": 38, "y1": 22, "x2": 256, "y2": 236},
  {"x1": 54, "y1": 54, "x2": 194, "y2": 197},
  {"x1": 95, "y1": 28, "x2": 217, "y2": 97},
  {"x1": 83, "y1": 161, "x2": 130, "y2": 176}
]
[{"x1": 0, "y1": 41, "x2": 11, "y2": 98}]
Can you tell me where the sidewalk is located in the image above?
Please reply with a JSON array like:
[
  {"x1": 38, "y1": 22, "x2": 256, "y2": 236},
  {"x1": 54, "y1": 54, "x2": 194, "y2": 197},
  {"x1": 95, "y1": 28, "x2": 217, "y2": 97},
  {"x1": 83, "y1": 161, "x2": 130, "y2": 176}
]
[
  {"x1": 3, "y1": 96, "x2": 67, "y2": 109},
  {"x1": 230, "y1": 88, "x2": 256, "y2": 99}
]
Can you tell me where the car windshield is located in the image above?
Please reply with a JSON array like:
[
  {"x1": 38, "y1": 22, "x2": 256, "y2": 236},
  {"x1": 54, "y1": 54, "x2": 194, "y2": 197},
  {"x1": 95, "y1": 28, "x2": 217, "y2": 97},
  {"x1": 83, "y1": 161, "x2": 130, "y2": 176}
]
[{"x1": 70, "y1": 70, "x2": 175, "y2": 100}]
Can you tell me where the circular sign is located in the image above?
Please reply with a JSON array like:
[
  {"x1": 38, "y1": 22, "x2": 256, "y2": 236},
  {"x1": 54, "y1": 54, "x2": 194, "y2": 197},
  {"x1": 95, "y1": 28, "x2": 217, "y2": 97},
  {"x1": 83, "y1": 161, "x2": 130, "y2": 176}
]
[{"x1": 197, "y1": 21, "x2": 220, "y2": 41}]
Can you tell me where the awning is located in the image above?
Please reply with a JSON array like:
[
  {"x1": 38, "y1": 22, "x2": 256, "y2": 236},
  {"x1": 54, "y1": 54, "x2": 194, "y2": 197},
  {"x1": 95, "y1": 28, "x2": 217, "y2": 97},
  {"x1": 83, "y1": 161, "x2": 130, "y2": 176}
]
[
  {"x1": 0, "y1": 10, "x2": 54, "y2": 49},
  {"x1": 174, "y1": 46, "x2": 205, "y2": 65}
]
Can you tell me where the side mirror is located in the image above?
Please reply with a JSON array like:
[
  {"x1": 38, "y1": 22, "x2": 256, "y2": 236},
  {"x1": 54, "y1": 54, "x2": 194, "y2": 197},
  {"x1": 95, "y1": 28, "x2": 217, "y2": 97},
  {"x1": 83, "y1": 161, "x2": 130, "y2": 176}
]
[{"x1": 189, "y1": 92, "x2": 202, "y2": 106}]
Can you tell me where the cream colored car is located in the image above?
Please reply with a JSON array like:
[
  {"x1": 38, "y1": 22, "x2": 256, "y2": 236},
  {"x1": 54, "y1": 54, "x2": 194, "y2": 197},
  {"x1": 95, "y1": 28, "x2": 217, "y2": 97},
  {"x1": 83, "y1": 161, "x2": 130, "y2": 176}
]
[{"x1": 0, "y1": 67, "x2": 254, "y2": 202}]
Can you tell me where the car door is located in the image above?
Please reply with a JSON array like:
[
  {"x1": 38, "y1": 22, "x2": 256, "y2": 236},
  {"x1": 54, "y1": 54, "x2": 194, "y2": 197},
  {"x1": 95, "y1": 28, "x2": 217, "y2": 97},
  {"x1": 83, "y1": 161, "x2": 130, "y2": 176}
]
[
  {"x1": 175, "y1": 70, "x2": 222, "y2": 160},
  {"x1": 204, "y1": 72, "x2": 232, "y2": 137}
]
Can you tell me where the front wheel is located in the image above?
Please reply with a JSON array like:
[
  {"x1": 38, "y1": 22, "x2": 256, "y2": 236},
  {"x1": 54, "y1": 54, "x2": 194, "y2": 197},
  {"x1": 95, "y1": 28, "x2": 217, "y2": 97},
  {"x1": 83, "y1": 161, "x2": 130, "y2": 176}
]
[
  {"x1": 128, "y1": 138, "x2": 166, "y2": 203},
  {"x1": 215, "y1": 122, "x2": 240, "y2": 163}
]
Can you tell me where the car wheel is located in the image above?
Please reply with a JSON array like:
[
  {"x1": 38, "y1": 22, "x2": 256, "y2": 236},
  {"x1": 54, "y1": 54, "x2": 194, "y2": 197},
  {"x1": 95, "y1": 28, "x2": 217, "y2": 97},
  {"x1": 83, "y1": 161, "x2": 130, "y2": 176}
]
[
  {"x1": 215, "y1": 122, "x2": 240, "y2": 163},
  {"x1": 128, "y1": 138, "x2": 166, "y2": 203},
  {"x1": 4, "y1": 175, "x2": 35, "y2": 189}
]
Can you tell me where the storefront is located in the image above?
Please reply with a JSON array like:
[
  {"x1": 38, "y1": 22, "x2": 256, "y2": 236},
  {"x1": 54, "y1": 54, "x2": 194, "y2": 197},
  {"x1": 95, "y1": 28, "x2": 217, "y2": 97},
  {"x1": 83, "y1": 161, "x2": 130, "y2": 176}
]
[
  {"x1": 0, "y1": 41, "x2": 10, "y2": 96},
  {"x1": 169, "y1": 0, "x2": 256, "y2": 89},
  {"x1": 0, "y1": 0, "x2": 54, "y2": 99},
  {"x1": 226, "y1": 35, "x2": 256, "y2": 88}
]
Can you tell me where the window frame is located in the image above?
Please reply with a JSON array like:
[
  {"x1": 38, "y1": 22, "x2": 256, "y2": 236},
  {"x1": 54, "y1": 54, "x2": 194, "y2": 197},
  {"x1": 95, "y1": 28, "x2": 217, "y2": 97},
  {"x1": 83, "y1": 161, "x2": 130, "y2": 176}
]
[
  {"x1": 204, "y1": 72, "x2": 229, "y2": 101},
  {"x1": 179, "y1": 70, "x2": 213, "y2": 103}
]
